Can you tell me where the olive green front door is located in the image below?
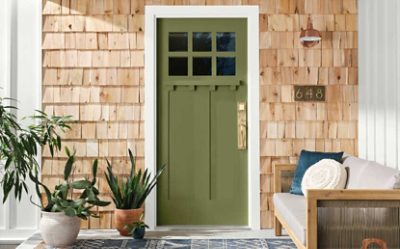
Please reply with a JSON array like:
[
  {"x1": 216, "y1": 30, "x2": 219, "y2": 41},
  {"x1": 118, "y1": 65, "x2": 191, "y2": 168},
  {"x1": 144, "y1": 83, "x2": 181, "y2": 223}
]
[{"x1": 157, "y1": 18, "x2": 247, "y2": 225}]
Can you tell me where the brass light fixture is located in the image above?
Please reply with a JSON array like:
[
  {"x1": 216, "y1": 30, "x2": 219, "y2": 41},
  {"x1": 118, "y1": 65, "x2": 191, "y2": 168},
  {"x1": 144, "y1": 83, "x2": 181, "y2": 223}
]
[{"x1": 300, "y1": 16, "x2": 321, "y2": 48}]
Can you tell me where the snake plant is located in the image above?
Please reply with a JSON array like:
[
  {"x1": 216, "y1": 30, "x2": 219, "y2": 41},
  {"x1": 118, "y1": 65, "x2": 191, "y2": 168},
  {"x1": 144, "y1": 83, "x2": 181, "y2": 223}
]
[
  {"x1": 29, "y1": 148, "x2": 110, "y2": 219},
  {"x1": 105, "y1": 149, "x2": 166, "y2": 209}
]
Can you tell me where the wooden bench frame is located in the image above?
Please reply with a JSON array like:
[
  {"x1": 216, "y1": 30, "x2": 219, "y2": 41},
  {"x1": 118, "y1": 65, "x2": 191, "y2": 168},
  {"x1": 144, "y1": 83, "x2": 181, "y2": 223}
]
[{"x1": 273, "y1": 163, "x2": 400, "y2": 249}]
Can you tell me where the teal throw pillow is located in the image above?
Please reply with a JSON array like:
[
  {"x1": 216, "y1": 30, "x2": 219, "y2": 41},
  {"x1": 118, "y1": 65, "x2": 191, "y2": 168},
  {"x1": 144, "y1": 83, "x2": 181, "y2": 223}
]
[{"x1": 289, "y1": 150, "x2": 344, "y2": 195}]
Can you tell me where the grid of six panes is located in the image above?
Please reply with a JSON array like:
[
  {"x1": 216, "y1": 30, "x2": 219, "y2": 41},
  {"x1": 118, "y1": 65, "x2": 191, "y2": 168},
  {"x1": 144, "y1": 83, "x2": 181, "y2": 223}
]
[{"x1": 168, "y1": 32, "x2": 236, "y2": 77}]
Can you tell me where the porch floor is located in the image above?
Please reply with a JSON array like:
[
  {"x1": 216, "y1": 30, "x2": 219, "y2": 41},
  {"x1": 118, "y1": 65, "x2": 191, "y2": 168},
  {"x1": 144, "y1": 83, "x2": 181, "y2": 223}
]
[{"x1": 17, "y1": 228, "x2": 287, "y2": 248}]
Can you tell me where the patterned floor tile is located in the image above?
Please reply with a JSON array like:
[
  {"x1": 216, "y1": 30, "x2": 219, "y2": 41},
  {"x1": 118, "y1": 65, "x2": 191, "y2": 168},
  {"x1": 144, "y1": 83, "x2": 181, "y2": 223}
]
[{"x1": 68, "y1": 238, "x2": 296, "y2": 249}]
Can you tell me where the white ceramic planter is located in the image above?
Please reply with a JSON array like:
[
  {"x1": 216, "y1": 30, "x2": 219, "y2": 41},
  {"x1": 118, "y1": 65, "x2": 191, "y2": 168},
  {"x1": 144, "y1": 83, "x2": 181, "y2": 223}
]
[{"x1": 40, "y1": 211, "x2": 80, "y2": 247}]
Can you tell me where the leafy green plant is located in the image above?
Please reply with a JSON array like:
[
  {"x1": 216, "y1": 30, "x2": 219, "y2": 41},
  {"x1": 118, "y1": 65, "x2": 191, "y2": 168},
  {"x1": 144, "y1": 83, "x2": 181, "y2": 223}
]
[
  {"x1": 105, "y1": 149, "x2": 166, "y2": 209},
  {"x1": 29, "y1": 148, "x2": 110, "y2": 219},
  {"x1": 0, "y1": 97, "x2": 71, "y2": 202},
  {"x1": 125, "y1": 214, "x2": 149, "y2": 236}
]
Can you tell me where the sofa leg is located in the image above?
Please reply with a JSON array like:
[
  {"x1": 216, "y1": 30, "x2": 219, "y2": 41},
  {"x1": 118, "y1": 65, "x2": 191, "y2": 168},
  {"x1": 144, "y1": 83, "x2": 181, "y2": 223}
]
[{"x1": 274, "y1": 217, "x2": 282, "y2": 236}]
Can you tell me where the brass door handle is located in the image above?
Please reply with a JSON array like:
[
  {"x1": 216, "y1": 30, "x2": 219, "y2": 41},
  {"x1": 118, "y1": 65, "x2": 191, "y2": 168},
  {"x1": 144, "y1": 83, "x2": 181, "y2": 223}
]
[{"x1": 237, "y1": 102, "x2": 247, "y2": 150}]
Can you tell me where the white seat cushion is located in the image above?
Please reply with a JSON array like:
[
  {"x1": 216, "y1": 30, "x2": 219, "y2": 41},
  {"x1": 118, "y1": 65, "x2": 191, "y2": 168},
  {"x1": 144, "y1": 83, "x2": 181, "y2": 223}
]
[
  {"x1": 301, "y1": 159, "x2": 347, "y2": 196},
  {"x1": 273, "y1": 193, "x2": 306, "y2": 246}
]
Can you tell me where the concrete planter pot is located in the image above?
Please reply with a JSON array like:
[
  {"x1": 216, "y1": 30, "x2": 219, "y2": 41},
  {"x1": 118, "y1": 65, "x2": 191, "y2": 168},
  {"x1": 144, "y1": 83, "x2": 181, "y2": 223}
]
[
  {"x1": 39, "y1": 211, "x2": 80, "y2": 247},
  {"x1": 114, "y1": 208, "x2": 144, "y2": 236}
]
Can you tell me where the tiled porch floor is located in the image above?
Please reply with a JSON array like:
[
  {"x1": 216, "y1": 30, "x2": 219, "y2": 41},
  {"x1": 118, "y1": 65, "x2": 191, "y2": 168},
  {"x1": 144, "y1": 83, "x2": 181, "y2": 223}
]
[{"x1": 17, "y1": 228, "x2": 287, "y2": 248}]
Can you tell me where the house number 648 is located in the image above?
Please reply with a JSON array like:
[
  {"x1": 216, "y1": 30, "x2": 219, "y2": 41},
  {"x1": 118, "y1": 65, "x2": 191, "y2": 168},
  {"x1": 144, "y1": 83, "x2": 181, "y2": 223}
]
[{"x1": 294, "y1": 86, "x2": 326, "y2": 102}]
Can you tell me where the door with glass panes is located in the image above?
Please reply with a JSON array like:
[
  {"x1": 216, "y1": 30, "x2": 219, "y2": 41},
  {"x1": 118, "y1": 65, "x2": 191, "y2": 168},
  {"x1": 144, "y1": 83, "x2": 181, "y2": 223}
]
[{"x1": 156, "y1": 18, "x2": 247, "y2": 225}]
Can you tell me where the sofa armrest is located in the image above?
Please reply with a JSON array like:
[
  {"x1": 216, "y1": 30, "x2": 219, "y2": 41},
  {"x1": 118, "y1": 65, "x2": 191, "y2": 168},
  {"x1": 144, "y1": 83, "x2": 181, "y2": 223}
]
[
  {"x1": 273, "y1": 164, "x2": 296, "y2": 193},
  {"x1": 306, "y1": 189, "x2": 400, "y2": 249},
  {"x1": 307, "y1": 189, "x2": 400, "y2": 201}
]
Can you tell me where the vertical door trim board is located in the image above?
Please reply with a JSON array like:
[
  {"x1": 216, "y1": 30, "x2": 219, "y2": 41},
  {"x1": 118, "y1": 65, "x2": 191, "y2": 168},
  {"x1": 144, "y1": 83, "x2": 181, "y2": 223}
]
[{"x1": 145, "y1": 6, "x2": 260, "y2": 230}]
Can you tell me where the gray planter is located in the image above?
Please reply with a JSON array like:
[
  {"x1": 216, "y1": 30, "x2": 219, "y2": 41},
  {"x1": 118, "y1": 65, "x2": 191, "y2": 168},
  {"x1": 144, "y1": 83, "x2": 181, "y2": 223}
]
[{"x1": 40, "y1": 211, "x2": 80, "y2": 247}]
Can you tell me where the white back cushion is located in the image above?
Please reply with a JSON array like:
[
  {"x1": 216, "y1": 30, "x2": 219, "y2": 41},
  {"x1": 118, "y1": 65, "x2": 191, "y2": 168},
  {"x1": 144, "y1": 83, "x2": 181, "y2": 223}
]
[{"x1": 343, "y1": 156, "x2": 400, "y2": 189}]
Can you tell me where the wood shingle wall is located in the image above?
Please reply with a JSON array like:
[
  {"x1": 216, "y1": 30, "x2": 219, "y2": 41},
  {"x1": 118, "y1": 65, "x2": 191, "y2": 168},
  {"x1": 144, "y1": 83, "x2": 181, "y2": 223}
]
[{"x1": 42, "y1": 0, "x2": 358, "y2": 229}]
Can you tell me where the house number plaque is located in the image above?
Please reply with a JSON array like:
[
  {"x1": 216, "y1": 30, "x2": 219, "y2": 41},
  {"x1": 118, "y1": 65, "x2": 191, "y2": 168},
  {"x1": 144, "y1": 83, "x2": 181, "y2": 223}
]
[{"x1": 294, "y1": 86, "x2": 326, "y2": 102}]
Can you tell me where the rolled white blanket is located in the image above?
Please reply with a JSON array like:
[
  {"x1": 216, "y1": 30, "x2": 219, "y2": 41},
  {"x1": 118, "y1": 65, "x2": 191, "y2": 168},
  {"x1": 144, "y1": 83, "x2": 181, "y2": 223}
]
[{"x1": 301, "y1": 159, "x2": 347, "y2": 196}]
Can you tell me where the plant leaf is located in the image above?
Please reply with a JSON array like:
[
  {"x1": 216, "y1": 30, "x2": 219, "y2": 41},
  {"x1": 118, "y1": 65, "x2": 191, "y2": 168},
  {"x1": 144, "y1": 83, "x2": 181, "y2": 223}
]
[
  {"x1": 71, "y1": 180, "x2": 92, "y2": 189},
  {"x1": 64, "y1": 207, "x2": 76, "y2": 217},
  {"x1": 91, "y1": 159, "x2": 98, "y2": 185},
  {"x1": 63, "y1": 151, "x2": 75, "y2": 180}
]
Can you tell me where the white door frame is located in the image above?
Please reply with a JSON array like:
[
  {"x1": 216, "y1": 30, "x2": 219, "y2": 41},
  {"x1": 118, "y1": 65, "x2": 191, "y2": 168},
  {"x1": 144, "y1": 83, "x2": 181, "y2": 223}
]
[{"x1": 144, "y1": 6, "x2": 260, "y2": 230}]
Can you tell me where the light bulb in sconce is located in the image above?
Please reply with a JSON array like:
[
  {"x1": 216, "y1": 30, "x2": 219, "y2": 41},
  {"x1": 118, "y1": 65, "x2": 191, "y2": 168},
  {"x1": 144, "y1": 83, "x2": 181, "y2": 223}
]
[{"x1": 300, "y1": 16, "x2": 321, "y2": 47}]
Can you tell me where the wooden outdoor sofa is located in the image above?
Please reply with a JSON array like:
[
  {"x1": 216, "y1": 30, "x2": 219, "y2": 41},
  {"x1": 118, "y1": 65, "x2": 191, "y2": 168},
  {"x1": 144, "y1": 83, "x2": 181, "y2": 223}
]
[{"x1": 273, "y1": 155, "x2": 400, "y2": 249}]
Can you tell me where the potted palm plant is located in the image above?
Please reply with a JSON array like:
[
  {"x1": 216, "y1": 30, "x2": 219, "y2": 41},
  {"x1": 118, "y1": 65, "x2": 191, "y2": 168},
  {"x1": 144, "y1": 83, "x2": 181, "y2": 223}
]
[
  {"x1": 0, "y1": 95, "x2": 71, "y2": 202},
  {"x1": 105, "y1": 149, "x2": 165, "y2": 236},
  {"x1": 30, "y1": 148, "x2": 110, "y2": 247}
]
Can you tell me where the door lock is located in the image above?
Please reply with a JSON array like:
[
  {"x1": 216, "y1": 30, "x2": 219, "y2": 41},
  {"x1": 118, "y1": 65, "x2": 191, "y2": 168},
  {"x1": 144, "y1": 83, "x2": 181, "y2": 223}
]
[{"x1": 237, "y1": 102, "x2": 247, "y2": 150}]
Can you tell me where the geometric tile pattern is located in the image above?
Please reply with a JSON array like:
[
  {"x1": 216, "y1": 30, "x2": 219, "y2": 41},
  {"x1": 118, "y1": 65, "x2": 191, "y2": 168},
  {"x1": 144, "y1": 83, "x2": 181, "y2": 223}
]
[{"x1": 68, "y1": 238, "x2": 296, "y2": 249}]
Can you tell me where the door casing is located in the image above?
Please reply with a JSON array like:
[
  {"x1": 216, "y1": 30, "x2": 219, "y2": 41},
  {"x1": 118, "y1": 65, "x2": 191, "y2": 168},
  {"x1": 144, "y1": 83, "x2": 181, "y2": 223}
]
[{"x1": 144, "y1": 5, "x2": 260, "y2": 230}]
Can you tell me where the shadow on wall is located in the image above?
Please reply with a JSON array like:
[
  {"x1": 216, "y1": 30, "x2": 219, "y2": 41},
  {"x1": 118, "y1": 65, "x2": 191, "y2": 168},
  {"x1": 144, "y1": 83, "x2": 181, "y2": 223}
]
[
  {"x1": 42, "y1": 0, "x2": 145, "y2": 84},
  {"x1": 43, "y1": 0, "x2": 143, "y2": 32}
]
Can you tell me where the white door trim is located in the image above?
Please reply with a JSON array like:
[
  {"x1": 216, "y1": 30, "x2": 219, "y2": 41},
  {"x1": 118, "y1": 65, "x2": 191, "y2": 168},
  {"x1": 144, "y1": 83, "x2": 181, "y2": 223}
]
[{"x1": 144, "y1": 6, "x2": 260, "y2": 230}]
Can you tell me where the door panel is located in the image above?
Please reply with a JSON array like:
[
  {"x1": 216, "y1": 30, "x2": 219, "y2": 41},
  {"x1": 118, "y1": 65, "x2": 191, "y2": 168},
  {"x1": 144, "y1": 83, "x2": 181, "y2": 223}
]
[
  {"x1": 157, "y1": 18, "x2": 247, "y2": 225},
  {"x1": 169, "y1": 89, "x2": 210, "y2": 201},
  {"x1": 210, "y1": 89, "x2": 247, "y2": 204}
]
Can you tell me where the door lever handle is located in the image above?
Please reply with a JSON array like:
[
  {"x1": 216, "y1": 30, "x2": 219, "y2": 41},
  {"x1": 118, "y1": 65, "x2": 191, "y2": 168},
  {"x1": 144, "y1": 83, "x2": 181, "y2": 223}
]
[{"x1": 237, "y1": 102, "x2": 247, "y2": 150}]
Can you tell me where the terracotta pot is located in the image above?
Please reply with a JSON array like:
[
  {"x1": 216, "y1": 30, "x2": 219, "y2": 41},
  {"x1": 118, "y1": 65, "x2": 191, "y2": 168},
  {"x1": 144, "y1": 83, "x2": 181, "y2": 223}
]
[
  {"x1": 39, "y1": 211, "x2": 80, "y2": 247},
  {"x1": 114, "y1": 208, "x2": 144, "y2": 236}
]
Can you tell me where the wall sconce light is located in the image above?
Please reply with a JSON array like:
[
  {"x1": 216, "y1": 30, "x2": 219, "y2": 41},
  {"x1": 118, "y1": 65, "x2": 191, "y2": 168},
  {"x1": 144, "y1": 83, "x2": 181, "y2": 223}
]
[{"x1": 300, "y1": 16, "x2": 321, "y2": 48}]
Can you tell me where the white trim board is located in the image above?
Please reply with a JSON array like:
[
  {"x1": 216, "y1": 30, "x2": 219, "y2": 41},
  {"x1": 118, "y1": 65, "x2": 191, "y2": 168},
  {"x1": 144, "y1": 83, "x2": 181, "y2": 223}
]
[
  {"x1": 0, "y1": 0, "x2": 12, "y2": 236},
  {"x1": 0, "y1": 229, "x2": 37, "y2": 244},
  {"x1": 144, "y1": 6, "x2": 260, "y2": 230},
  {"x1": 0, "y1": 0, "x2": 42, "y2": 243}
]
